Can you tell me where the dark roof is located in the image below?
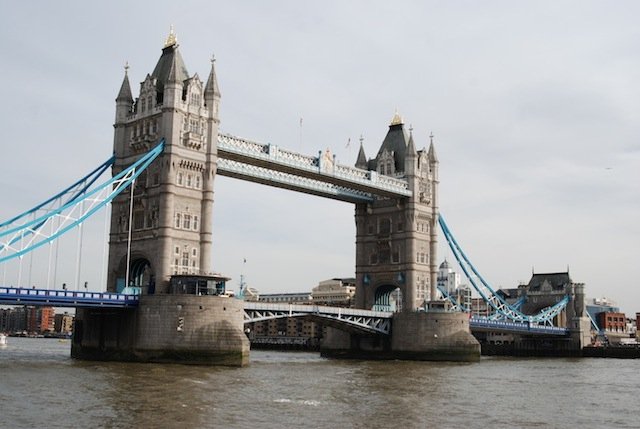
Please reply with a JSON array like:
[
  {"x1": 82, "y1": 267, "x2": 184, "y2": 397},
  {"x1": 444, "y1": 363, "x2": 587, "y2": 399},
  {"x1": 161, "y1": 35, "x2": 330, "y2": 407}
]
[
  {"x1": 116, "y1": 72, "x2": 133, "y2": 102},
  {"x1": 370, "y1": 123, "x2": 409, "y2": 172},
  {"x1": 355, "y1": 142, "x2": 368, "y2": 169},
  {"x1": 151, "y1": 44, "x2": 190, "y2": 94},
  {"x1": 527, "y1": 272, "x2": 572, "y2": 291}
]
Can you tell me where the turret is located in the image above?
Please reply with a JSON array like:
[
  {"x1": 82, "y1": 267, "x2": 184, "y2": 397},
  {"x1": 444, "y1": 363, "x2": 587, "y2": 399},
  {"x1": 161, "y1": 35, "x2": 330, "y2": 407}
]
[
  {"x1": 115, "y1": 64, "x2": 133, "y2": 123},
  {"x1": 204, "y1": 55, "x2": 221, "y2": 121},
  {"x1": 355, "y1": 135, "x2": 368, "y2": 169}
]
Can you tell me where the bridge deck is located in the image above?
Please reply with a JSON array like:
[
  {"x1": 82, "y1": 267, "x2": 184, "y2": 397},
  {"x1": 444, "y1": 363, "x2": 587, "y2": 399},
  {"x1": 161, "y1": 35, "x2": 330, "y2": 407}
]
[
  {"x1": 0, "y1": 287, "x2": 139, "y2": 308},
  {"x1": 217, "y1": 133, "x2": 412, "y2": 202}
]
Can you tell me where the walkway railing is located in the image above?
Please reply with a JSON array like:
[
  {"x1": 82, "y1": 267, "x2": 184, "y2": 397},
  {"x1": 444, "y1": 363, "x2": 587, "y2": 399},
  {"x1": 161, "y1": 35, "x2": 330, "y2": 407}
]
[
  {"x1": 0, "y1": 286, "x2": 139, "y2": 308},
  {"x1": 217, "y1": 133, "x2": 412, "y2": 201}
]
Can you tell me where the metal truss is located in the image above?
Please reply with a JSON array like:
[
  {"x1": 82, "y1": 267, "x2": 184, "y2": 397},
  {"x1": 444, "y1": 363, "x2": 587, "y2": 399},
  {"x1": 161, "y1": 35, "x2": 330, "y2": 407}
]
[
  {"x1": 244, "y1": 302, "x2": 392, "y2": 335},
  {"x1": 0, "y1": 141, "x2": 164, "y2": 263},
  {"x1": 439, "y1": 214, "x2": 569, "y2": 325},
  {"x1": 217, "y1": 158, "x2": 374, "y2": 203},
  {"x1": 1, "y1": 155, "x2": 114, "y2": 231},
  {"x1": 217, "y1": 133, "x2": 412, "y2": 200}
]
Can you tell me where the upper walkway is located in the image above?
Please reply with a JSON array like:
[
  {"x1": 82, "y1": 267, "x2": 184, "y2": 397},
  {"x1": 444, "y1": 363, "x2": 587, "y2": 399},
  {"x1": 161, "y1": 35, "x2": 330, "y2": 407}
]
[{"x1": 217, "y1": 133, "x2": 412, "y2": 203}]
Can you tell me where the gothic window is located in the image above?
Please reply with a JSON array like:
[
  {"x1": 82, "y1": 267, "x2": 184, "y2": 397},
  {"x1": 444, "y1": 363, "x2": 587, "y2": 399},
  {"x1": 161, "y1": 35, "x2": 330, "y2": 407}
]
[
  {"x1": 183, "y1": 214, "x2": 191, "y2": 230},
  {"x1": 177, "y1": 172, "x2": 183, "y2": 186},
  {"x1": 175, "y1": 213, "x2": 181, "y2": 228},
  {"x1": 392, "y1": 248, "x2": 400, "y2": 263},
  {"x1": 193, "y1": 215, "x2": 199, "y2": 231},
  {"x1": 133, "y1": 211, "x2": 144, "y2": 230},
  {"x1": 379, "y1": 218, "x2": 391, "y2": 235},
  {"x1": 379, "y1": 248, "x2": 390, "y2": 264},
  {"x1": 195, "y1": 175, "x2": 201, "y2": 189},
  {"x1": 181, "y1": 251, "x2": 189, "y2": 269},
  {"x1": 186, "y1": 174, "x2": 192, "y2": 187},
  {"x1": 147, "y1": 96, "x2": 152, "y2": 110},
  {"x1": 141, "y1": 98, "x2": 146, "y2": 113}
]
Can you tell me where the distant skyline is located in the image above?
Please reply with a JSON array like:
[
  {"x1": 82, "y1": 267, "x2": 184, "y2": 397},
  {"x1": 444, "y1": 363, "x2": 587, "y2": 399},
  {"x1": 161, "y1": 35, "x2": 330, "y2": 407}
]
[{"x1": 1, "y1": 1, "x2": 638, "y2": 314}]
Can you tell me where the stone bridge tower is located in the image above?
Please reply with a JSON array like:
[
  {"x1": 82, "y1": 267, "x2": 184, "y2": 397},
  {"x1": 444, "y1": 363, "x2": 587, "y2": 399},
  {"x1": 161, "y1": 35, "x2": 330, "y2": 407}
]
[
  {"x1": 354, "y1": 113, "x2": 439, "y2": 311},
  {"x1": 107, "y1": 29, "x2": 220, "y2": 293}
]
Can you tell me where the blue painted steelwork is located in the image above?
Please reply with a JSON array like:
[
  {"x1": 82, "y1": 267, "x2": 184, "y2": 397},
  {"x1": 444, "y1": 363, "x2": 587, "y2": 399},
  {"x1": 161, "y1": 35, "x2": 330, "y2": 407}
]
[
  {"x1": 0, "y1": 286, "x2": 139, "y2": 308},
  {"x1": 436, "y1": 285, "x2": 469, "y2": 312},
  {"x1": 439, "y1": 214, "x2": 569, "y2": 324},
  {"x1": 0, "y1": 156, "x2": 114, "y2": 230},
  {"x1": 470, "y1": 316, "x2": 568, "y2": 336},
  {"x1": 0, "y1": 141, "x2": 164, "y2": 263}
]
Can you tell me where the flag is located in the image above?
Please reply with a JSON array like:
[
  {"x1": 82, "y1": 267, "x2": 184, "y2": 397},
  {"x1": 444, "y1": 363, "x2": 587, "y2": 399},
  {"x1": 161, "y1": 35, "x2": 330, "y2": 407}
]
[
  {"x1": 345, "y1": 137, "x2": 351, "y2": 148},
  {"x1": 299, "y1": 117, "x2": 303, "y2": 127}
]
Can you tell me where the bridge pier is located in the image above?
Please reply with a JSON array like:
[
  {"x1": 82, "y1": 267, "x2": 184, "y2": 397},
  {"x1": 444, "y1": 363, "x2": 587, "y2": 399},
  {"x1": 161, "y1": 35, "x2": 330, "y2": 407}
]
[
  {"x1": 321, "y1": 309, "x2": 480, "y2": 361},
  {"x1": 71, "y1": 295, "x2": 249, "y2": 366}
]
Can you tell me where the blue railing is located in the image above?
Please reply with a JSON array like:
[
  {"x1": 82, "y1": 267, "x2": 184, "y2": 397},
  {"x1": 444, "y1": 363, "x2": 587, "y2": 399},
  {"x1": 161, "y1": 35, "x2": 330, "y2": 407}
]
[
  {"x1": 470, "y1": 316, "x2": 568, "y2": 336},
  {"x1": 0, "y1": 286, "x2": 139, "y2": 308}
]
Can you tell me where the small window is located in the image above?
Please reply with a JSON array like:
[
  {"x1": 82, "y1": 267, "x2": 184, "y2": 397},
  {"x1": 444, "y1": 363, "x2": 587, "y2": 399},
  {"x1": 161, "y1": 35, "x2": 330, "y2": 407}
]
[
  {"x1": 193, "y1": 216, "x2": 199, "y2": 231},
  {"x1": 175, "y1": 246, "x2": 180, "y2": 254},
  {"x1": 183, "y1": 214, "x2": 191, "y2": 230},
  {"x1": 175, "y1": 213, "x2": 181, "y2": 228},
  {"x1": 186, "y1": 174, "x2": 192, "y2": 187},
  {"x1": 177, "y1": 172, "x2": 183, "y2": 186}
]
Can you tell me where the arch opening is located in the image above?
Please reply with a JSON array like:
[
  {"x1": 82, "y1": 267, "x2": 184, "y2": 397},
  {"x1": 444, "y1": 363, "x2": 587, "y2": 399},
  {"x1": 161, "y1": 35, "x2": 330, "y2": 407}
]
[{"x1": 373, "y1": 284, "x2": 403, "y2": 312}]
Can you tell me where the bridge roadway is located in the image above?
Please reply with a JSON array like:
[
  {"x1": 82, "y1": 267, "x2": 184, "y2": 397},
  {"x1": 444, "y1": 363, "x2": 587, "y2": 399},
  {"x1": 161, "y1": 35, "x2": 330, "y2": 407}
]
[
  {"x1": 0, "y1": 287, "x2": 568, "y2": 336},
  {"x1": 0, "y1": 286, "x2": 139, "y2": 308}
]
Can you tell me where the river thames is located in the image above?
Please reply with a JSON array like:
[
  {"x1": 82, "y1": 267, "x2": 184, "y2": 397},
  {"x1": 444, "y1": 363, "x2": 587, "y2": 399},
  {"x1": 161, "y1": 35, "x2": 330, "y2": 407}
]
[{"x1": 0, "y1": 337, "x2": 637, "y2": 428}]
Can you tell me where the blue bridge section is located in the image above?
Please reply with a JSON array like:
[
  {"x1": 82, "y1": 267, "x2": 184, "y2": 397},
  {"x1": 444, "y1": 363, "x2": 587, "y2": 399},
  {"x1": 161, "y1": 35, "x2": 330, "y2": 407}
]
[
  {"x1": 0, "y1": 286, "x2": 139, "y2": 308},
  {"x1": 470, "y1": 316, "x2": 568, "y2": 336}
]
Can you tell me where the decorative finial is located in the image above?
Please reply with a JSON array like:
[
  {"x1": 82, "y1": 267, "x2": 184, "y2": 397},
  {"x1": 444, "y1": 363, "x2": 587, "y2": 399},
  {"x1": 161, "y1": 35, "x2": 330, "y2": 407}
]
[
  {"x1": 429, "y1": 131, "x2": 434, "y2": 144},
  {"x1": 124, "y1": 61, "x2": 130, "y2": 75},
  {"x1": 390, "y1": 109, "x2": 403, "y2": 126},
  {"x1": 164, "y1": 25, "x2": 178, "y2": 48},
  {"x1": 409, "y1": 124, "x2": 414, "y2": 134},
  {"x1": 359, "y1": 134, "x2": 364, "y2": 144}
]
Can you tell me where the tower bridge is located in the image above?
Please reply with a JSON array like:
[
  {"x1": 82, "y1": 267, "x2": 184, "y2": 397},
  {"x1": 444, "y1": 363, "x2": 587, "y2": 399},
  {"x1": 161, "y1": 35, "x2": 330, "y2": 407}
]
[{"x1": 0, "y1": 30, "x2": 591, "y2": 364}]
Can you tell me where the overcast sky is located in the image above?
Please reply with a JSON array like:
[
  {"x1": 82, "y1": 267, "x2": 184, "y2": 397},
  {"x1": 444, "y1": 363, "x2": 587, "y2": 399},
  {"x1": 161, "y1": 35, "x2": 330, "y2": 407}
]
[{"x1": 1, "y1": 1, "x2": 638, "y2": 314}]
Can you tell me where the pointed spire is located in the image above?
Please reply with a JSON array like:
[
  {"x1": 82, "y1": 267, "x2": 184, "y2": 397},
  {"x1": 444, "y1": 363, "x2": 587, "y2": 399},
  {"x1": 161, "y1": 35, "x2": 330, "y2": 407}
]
[
  {"x1": 116, "y1": 62, "x2": 133, "y2": 102},
  {"x1": 205, "y1": 53, "x2": 221, "y2": 98},
  {"x1": 355, "y1": 134, "x2": 368, "y2": 169},
  {"x1": 406, "y1": 124, "x2": 417, "y2": 156},
  {"x1": 427, "y1": 132, "x2": 438, "y2": 162}
]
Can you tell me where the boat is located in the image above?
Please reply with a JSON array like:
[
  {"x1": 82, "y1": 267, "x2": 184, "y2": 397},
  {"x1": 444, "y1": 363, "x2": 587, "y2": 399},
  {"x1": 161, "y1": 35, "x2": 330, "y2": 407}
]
[{"x1": 0, "y1": 333, "x2": 7, "y2": 346}]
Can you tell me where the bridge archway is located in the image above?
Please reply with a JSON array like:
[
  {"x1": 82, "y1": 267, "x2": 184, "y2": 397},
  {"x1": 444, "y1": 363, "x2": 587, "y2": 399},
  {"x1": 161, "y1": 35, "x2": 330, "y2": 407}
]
[
  {"x1": 130, "y1": 258, "x2": 154, "y2": 293},
  {"x1": 373, "y1": 284, "x2": 403, "y2": 312}
]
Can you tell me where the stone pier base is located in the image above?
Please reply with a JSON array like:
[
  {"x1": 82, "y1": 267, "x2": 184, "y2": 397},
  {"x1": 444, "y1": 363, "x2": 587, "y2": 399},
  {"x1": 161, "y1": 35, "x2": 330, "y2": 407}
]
[
  {"x1": 321, "y1": 310, "x2": 480, "y2": 362},
  {"x1": 71, "y1": 295, "x2": 249, "y2": 366}
]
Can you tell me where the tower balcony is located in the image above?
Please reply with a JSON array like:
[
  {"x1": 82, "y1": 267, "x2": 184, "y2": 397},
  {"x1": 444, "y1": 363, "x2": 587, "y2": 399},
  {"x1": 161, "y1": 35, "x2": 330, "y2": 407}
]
[
  {"x1": 182, "y1": 131, "x2": 204, "y2": 150},
  {"x1": 130, "y1": 132, "x2": 159, "y2": 153}
]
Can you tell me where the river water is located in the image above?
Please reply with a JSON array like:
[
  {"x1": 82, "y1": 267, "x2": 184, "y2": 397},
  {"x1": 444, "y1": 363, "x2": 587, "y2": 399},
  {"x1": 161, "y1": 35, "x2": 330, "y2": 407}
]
[{"x1": 0, "y1": 337, "x2": 637, "y2": 429}]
